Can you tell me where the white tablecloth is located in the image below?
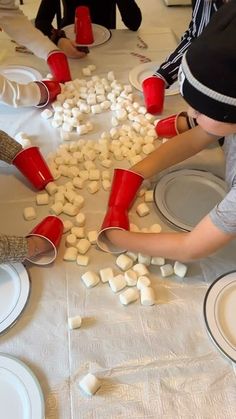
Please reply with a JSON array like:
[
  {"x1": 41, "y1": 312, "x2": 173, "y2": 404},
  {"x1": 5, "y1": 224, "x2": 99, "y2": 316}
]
[{"x1": 0, "y1": 28, "x2": 235, "y2": 419}]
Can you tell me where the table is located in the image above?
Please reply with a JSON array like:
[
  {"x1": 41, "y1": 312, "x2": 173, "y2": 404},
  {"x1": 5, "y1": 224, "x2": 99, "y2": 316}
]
[{"x1": 0, "y1": 28, "x2": 235, "y2": 419}]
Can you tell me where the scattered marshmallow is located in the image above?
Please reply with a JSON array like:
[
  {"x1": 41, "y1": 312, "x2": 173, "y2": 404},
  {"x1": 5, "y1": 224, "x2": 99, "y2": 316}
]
[
  {"x1": 109, "y1": 274, "x2": 126, "y2": 293},
  {"x1": 151, "y1": 256, "x2": 165, "y2": 266},
  {"x1": 160, "y1": 264, "x2": 174, "y2": 277},
  {"x1": 68, "y1": 315, "x2": 82, "y2": 329},
  {"x1": 137, "y1": 276, "x2": 151, "y2": 290},
  {"x1": 133, "y1": 263, "x2": 149, "y2": 276},
  {"x1": 41, "y1": 109, "x2": 53, "y2": 119},
  {"x1": 116, "y1": 254, "x2": 133, "y2": 271},
  {"x1": 36, "y1": 193, "x2": 49, "y2": 205},
  {"x1": 124, "y1": 269, "x2": 138, "y2": 286},
  {"x1": 76, "y1": 254, "x2": 89, "y2": 266},
  {"x1": 174, "y1": 261, "x2": 188, "y2": 278},
  {"x1": 79, "y1": 373, "x2": 101, "y2": 396},
  {"x1": 99, "y1": 267, "x2": 113, "y2": 283},
  {"x1": 81, "y1": 271, "x2": 100, "y2": 288},
  {"x1": 23, "y1": 207, "x2": 36, "y2": 221},
  {"x1": 140, "y1": 287, "x2": 155, "y2": 306},
  {"x1": 119, "y1": 288, "x2": 139, "y2": 305},
  {"x1": 77, "y1": 238, "x2": 91, "y2": 255},
  {"x1": 136, "y1": 203, "x2": 150, "y2": 217},
  {"x1": 63, "y1": 247, "x2": 77, "y2": 261}
]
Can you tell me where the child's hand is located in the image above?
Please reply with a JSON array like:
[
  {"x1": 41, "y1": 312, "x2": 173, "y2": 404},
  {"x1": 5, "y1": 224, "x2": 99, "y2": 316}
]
[
  {"x1": 58, "y1": 38, "x2": 88, "y2": 59},
  {"x1": 27, "y1": 236, "x2": 52, "y2": 259}
]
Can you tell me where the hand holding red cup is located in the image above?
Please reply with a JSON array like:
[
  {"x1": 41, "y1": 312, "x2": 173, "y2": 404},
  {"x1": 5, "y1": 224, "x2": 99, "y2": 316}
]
[
  {"x1": 47, "y1": 50, "x2": 71, "y2": 83},
  {"x1": 142, "y1": 76, "x2": 165, "y2": 115},
  {"x1": 26, "y1": 216, "x2": 63, "y2": 265},
  {"x1": 75, "y1": 6, "x2": 94, "y2": 45},
  {"x1": 12, "y1": 146, "x2": 54, "y2": 190},
  {"x1": 97, "y1": 169, "x2": 143, "y2": 253}
]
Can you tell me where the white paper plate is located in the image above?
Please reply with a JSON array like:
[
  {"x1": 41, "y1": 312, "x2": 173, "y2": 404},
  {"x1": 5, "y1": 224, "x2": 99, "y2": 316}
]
[
  {"x1": 0, "y1": 263, "x2": 30, "y2": 334},
  {"x1": 204, "y1": 271, "x2": 236, "y2": 363},
  {"x1": 0, "y1": 65, "x2": 42, "y2": 83},
  {"x1": 154, "y1": 169, "x2": 227, "y2": 231},
  {"x1": 129, "y1": 61, "x2": 179, "y2": 96},
  {"x1": 0, "y1": 353, "x2": 44, "y2": 418},
  {"x1": 63, "y1": 23, "x2": 111, "y2": 47}
]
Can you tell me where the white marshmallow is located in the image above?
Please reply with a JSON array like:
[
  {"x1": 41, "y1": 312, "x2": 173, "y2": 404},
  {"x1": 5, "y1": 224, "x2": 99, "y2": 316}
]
[
  {"x1": 116, "y1": 254, "x2": 133, "y2": 271},
  {"x1": 45, "y1": 182, "x2": 58, "y2": 196},
  {"x1": 68, "y1": 315, "x2": 82, "y2": 329},
  {"x1": 66, "y1": 233, "x2": 77, "y2": 247},
  {"x1": 63, "y1": 203, "x2": 78, "y2": 216},
  {"x1": 41, "y1": 109, "x2": 53, "y2": 119},
  {"x1": 174, "y1": 261, "x2": 188, "y2": 278},
  {"x1": 36, "y1": 193, "x2": 49, "y2": 205},
  {"x1": 144, "y1": 190, "x2": 154, "y2": 202},
  {"x1": 138, "y1": 254, "x2": 151, "y2": 266},
  {"x1": 76, "y1": 254, "x2": 89, "y2": 266},
  {"x1": 79, "y1": 373, "x2": 101, "y2": 396},
  {"x1": 87, "y1": 181, "x2": 99, "y2": 194},
  {"x1": 87, "y1": 230, "x2": 98, "y2": 244},
  {"x1": 75, "y1": 212, "x2": 85, "y2": 226},
  {"x1": 124, "y1": 269, "x2": 138, "y2": 286},
  {"x1": 133, "y1": 263, "x2": 149, "y2": 276},
  {"x1": 99, "y1": 267, "x2": 113, "y2": 283},
  {"x1": 71, "y1": 226, "x2": 85, "y2": 238},
  {"x1": 119, "y1": 288, "x2": 139, "y2": 305},
  {"x1": 81, "y1": 271, "x2": 100, "y2": 288},
  {"x1": 150, "y1": 224, "x2": 162, "y2": 233},
  {"x1": 77, "y1": 238, "x2": 91, "y2": 255},
  {"x1": 137, "y1": 276, "x2": 151, "y2": 290},
  {"x1": 63, "y1": 247, "x2": 77, "y2": 261},
  {"x1": 23, "y1": 207, "x2": 36, "y2": 221},
  {"x1": 125, "y1": 251, "x2": 138, "y2": 262},
  {"x1": 140, "y1": 287, "x2": 155, "y2": 306},
  {"x1": 63, "y1": 219, "x2": 73, "y2": 233},
  {"x1": 151, "y1": 257, "x2": 165, "y2": 266},
  {"x1": 109, "y1": 274, "x2": 126, "y2": 293},
  {"x1": 160, "y1": 264, "x2": 174, "y2": 277},
  {"x1": 136, "y1": 203, "x2": 150, "y2": 217}
]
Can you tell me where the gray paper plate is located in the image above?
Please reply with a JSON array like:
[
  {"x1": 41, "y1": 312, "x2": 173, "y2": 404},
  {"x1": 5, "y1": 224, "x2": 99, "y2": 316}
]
[{"x1": 154, "y1": 169, "x2": 227, "y2": 231}]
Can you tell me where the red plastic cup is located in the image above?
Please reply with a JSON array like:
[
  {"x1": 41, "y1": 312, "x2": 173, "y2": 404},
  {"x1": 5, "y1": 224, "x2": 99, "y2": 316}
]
[
  {"x1": 27, "y1": 215, "x2": 63, "y2": 265},
  {"x1": 108, "y1": 169, "x2": 143, "y2": 209},
  {"x1": 75, "y1": 6, "x2": 94, "y2": 45},
  {"x1": 155, "y1": 114, "x2": 178, "y2": 138},
  {"x1": 142, "y1": 76, "x2": 165, "y2": 115},
  {"x1": 12, "y1": 146, "x2": 53, "y2": 190},
  {"x1": 97, "y1": 207, "x2": 129, "y2": 253},
  {"x1": 47, "y1": 51, "x2": 71, "y2": 83}
]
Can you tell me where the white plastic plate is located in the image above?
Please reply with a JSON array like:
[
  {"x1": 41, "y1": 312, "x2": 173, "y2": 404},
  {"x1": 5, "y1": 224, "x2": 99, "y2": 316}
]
[
  {"x1": 0, "y1": 353, "x2": 44, "y2": 418},
  {"x1": 204, "y1": 271, "x2": 236, "y2": 363},
  {"x1": 129, "y1": 60, "x2": 179, "y2": 95},
  {"x1": 0, "y1": 263, "x2": 30, "y2": 334},
  {"x1": 154, "y1": 169, "x2": 227, "y2": 231},
  {"x1": 63, "y1": 23, "x2": 111, "y2": 47},
  {"x1": 0, "y1": 65, "x2": 42, "y2": 83}
]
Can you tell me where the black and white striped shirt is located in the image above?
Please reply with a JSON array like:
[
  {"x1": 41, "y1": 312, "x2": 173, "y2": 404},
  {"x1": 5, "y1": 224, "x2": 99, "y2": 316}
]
[{"x1": 155, "y1": 0, "x2": 223, "y2": 87}]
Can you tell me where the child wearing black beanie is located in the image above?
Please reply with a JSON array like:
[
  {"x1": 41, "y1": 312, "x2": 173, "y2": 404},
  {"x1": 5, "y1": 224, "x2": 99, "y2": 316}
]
[{"x1": 100, "y1": 1, "x2": 236, "y2": 262}]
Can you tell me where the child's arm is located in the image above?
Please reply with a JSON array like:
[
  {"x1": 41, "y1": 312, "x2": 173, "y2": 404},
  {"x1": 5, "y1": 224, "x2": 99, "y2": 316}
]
[
  {"x1": 132, "y1": 125, "x2": 219, "y2": 179},
  {"x1": 106, "y1": 215, "x2": 234, "y2": 263}
]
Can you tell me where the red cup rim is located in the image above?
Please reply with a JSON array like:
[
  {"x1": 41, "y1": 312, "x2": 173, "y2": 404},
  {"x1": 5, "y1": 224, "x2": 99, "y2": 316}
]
[
  {"x1": 35, "y1": 81, "x2": 50, "y2": 108},
  {"x1": 96, "y1": 227, "x2": 126, "y2": 254},
  {"x1": 25, "y1": 233, "x2": 57, "y2": 265},
  {"x1": 47, "y1": 50, "x2": 65, "y2": 59},
  {"x1": 12, "y1": 146, "x2": 39, "y2": 162},
  {"x1": 115, "y1": 167, "x2": 144, "y2": 180}
]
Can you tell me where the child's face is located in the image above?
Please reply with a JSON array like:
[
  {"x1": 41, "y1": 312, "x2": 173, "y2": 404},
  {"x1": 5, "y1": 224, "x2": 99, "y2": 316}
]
[{"x1": 187, "y1": 107, "x2": 236, "y2": 137}]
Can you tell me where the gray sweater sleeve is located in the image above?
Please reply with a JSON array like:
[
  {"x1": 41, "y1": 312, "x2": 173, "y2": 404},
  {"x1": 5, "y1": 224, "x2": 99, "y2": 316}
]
[
  {"x1": 0, "y1": 234, "x2": 28, "y2": 263},
  {"x1": 0, "y1": 131, "x2": 22, "y2": 163}
]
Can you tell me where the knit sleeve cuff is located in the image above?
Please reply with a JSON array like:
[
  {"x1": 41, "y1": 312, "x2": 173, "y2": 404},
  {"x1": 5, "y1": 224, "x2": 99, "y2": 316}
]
[
  {"x1": 0, "y1": 131, "x2": 22, "y2": 163},
  {"x1": 0, "y1": 235, "x2": 28, "y2": 264}
]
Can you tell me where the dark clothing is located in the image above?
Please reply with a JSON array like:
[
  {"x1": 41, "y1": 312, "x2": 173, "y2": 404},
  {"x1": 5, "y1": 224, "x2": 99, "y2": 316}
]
[
  {"x1": 155, "y1": 0, "x2": 224, "y2": 87},
  {"x1": 35, "y1": 0, "x2": 142, "y2": 43}
]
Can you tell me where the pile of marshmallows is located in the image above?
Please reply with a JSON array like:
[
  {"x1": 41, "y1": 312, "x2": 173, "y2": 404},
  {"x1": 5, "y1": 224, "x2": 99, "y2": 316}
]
[{"x1": 18, "y1": 70, "x2": 187, "y2": 396}]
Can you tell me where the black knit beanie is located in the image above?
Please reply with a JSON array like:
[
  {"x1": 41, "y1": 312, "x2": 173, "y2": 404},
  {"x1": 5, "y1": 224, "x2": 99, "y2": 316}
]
[{"x1": 179, "y1": 1, "x2": 236, "y2": 123}]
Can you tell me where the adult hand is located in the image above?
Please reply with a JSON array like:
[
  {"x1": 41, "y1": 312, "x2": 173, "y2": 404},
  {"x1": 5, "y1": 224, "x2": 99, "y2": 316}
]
[{"x1": 58, "y1": 38, "x2": 88, "y2": 59}]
